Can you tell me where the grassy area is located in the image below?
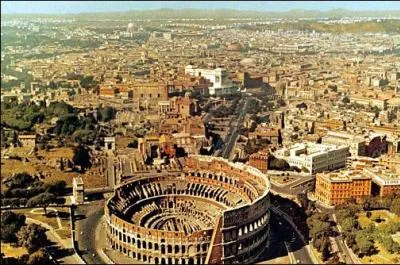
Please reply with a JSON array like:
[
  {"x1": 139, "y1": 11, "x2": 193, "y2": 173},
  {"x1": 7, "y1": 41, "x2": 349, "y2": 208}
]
[
  {"x1": 358, "y1": 210, "x2": 400, "y2": 229},
  {"x1": 357, "y1": 210, "x2": 400, "y2": 264},
  {"x1": 1, "y1": 243, "x2": 28, "y2": 258},
  {"x1": 13, "y1": 207, "x2": 72, "y2": 240},
  {"x1": 361, "y1": 242, "x2": 400, "y2": 264}
]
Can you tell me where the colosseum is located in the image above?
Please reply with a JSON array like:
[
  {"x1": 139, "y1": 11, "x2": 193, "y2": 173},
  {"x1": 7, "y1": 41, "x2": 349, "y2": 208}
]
[{"x1": 105, "y1": 155, "x2": 271, "y2": 264}]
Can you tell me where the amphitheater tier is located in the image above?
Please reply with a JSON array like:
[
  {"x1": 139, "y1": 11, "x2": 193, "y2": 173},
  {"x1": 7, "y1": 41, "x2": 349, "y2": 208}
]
[{"x1": 105, "y1": 155, "x2": 271, "y2": 264}]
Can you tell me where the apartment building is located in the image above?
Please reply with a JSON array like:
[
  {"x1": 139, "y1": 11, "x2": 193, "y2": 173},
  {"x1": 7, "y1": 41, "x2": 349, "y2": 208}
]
[{"x1": 315, "y1": 170, "x2": 371, "y2": 206}]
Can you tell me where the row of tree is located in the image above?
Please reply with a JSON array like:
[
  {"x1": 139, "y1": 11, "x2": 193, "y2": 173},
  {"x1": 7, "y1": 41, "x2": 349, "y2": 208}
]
[{"x1": 1, "y1": 173, "x2": 67, "y2": 212}]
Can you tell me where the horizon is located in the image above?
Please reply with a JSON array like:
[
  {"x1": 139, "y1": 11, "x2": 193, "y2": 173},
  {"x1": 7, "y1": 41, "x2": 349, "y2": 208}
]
[{"x1": 1, "y1": 1, "x2": 400, "y2": 15}]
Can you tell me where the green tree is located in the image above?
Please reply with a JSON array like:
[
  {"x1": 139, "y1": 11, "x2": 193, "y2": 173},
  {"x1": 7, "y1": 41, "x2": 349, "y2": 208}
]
[
  {"x1": 26, "y1": 192, "x2": 56, "y2": 215},
  {"x1": 1, "y1": 211, "x2": 26, "y2": 243},
  {"x1": 72, "y1": 145, "x2": 91, "y2": 172},
  {"x1": 17, "y1": 224, "x2": 48, "y2": 254},
  {"x1": 321, "y1": 237, "x2": 331, "y2": 261},
  {"x1": 45, "y1": 180, "x2": 67, "y2": 196},
  {"x1": 390, "y1": 197, "x2": 400, "y2": 216},
  {"x1": 27, "y1": 248, "x2": 52, "y2": 265},
  {"x1": 98, "y1": 106, "x2": 116, "y2": 122},
  {"x1": 341, "y1": 217, "x2": 358, "y2": 233},
  {"x1": 355, "y1": 231, "x2": 375, "y2": 257}
]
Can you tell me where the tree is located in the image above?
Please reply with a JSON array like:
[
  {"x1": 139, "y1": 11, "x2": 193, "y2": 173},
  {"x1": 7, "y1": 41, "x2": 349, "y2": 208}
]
[
  {"x1": 321, "y1": 237, "x2": 331, "y2": 261},
  {"x1": 381, "y1": 236, "x2": 400, "y2": 254},
  {"x1": 342, "y1": 96, "x2": 350, "y2": 104},
  {"x1": 17, "y1": 224, "x2": 48, "y2": 254},
  {"x1": 45, "y1": 180, "x2": 67, "y2": 196},
  {"x1": 98, "y1": 106, "x2": 116, "y2": 122},
  {"x1": 355, "y1": 231, "x2": 375, "y2": 257},
  {"x1": 309, "y1": 219, "x2": 331, "y2": 239},
  {"x1": 72, "y1": 145, "x2": 91, "y2": 171},
  {"x1": 27, "y1": 248, "x2": 52, "y2": 265},
  {"x1": 26, "y1": 192, "x2": 56, "y2": 215},
  {"x1": 1, "y1": 211, "x2": 26, "y2": 243},
  {"x1": 390, "y1": 197, "x2": 400, "y2": 216},
  {"x1": 341, "y1": 217, "x2": 358, "y2": 233}
]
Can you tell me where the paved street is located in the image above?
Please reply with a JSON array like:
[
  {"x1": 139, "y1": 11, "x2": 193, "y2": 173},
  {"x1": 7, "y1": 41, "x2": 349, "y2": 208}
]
[
  {"x1": 221, "y1": 97, "x2": 250, "y2": 159},
  {"x1": 74, "y1": 199, "x2": 107, "y2": 264}
]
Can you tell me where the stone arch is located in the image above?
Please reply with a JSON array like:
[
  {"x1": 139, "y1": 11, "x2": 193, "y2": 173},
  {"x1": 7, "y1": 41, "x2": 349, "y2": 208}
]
[
  {"x1": 175, "y1": 245, "x2": 180, "y2": 254},
  {"x1": 155, "y1": 257, "x2": 159, "y2": 264},
  {"x1": 168, "y1": 244, "x2": 173, "y2": 254}
]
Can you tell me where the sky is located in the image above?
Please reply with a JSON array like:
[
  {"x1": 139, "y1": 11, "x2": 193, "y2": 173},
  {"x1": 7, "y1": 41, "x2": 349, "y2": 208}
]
[{"x1": 1, "y1": 1, "x2": 400, "y2": 14}]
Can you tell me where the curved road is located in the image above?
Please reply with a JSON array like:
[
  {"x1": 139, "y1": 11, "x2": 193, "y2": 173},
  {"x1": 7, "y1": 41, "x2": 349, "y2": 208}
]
[{"x1": 74, "y1": 199, "x2": 107, "y2": 264}]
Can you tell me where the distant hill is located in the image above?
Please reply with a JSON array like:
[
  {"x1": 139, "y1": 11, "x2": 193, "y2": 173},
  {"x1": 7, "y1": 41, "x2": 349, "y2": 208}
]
[
  {"x1": 256, "y1": 19, "x2": 400, "y2": 33},
  {"x1": 3, "y1": 8, "x2": 400, "y2": 20}
]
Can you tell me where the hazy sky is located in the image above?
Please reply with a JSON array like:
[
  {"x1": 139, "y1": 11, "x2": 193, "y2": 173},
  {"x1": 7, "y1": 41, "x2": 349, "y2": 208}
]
[{"x1": 2, "y1": 1, "x2": 400, "y2": 14}]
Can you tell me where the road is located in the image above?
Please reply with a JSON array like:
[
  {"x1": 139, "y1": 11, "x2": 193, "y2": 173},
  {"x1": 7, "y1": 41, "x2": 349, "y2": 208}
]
[
  {"x1": 270, "y1": 175, "x2": 315, "y2": 196},
  {"x1": 270, "y1": 206, "x2": 315, "y2": 264},
  {"x1": 221, "y1": 97, "x2": 250, "y2": 159},
  {"x1": 74, "y1": 199, "x2": 107, "y2": 264}
]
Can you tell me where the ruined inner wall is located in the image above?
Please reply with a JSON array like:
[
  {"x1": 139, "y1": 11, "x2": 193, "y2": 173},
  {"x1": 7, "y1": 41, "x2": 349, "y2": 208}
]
[{"x1": 105, "y1": 155, "x2": 271, "y2": 264}]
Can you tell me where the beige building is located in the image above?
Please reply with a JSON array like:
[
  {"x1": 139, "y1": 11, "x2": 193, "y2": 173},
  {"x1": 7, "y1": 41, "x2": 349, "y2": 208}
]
[
  {"x1": 275, "y1": 142, "x2": 349, "y2": 174},
  {"x1": 322, "y1": 131, "x2": 366, "y2": 156}
]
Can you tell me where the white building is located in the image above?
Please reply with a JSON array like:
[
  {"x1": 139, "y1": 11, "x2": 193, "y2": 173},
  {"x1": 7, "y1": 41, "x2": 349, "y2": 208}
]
[
  {"x1": 274, "y1": 142, "x2": 349, "y2": 175},
  {"x1": 185, "y1": 65, "x2": 237, "y2": 96},
  {"x1": 322, "y1": 131, "x2": 366, "y2": 157}
]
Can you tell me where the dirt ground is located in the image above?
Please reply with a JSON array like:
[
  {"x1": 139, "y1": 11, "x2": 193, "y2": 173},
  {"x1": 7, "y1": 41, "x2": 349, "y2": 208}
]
[{"x1": 1, "y1": 147, "x2": 106, "y2": 189}]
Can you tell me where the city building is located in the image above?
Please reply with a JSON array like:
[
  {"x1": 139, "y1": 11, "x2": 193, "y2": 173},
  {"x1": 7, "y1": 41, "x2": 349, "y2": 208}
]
[
  {"x1": 315, "y1": 170, "x2": 371, "y2": 206},
  {"x1": 185, "y1": 65, "x2": 238, "y2": 96},
  {"x1": 322, "y1": 131, "x2": 366, "y2": 157},
  {"x1": 274, "y1": 142, "x2": 349, "y2": 174},
  {"x1": 248, "y1": 148, "x2": 269, "y2": 173},
  {"x1": 364, "y1": 165, "x2": 400, "y2": 197},
  {"x1": 18, "y1": 134, "x2": 37, "y2": 148}
]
